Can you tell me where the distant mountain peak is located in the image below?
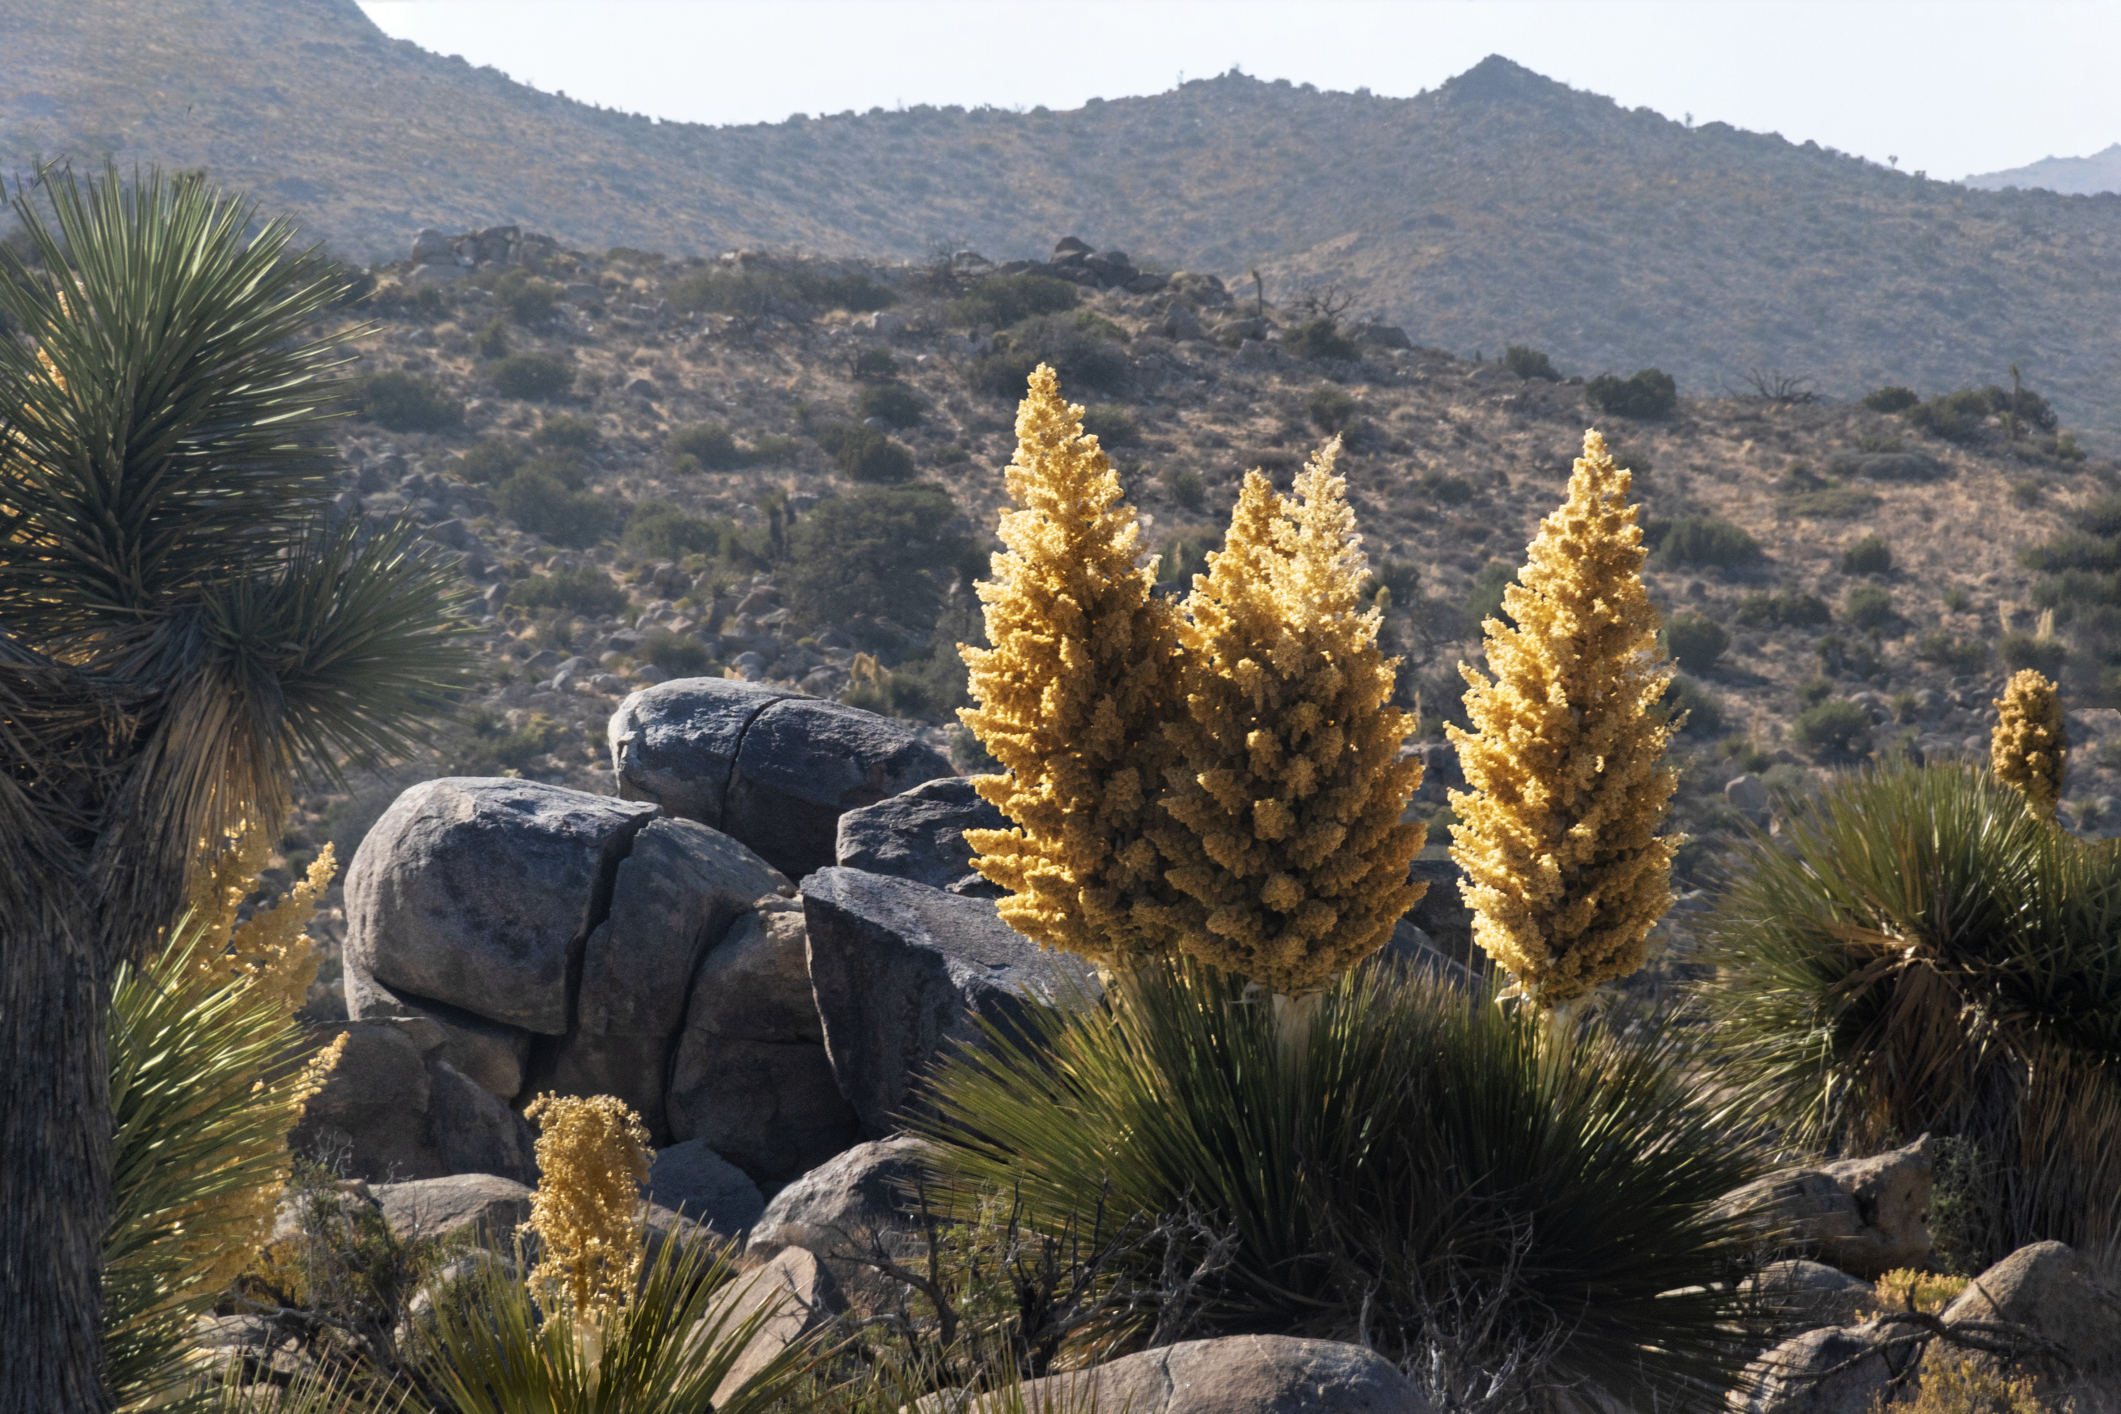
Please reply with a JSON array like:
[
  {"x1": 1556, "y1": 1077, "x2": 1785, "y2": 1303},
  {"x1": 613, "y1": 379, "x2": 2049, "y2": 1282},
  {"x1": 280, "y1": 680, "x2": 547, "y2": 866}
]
[
  {"x1": 1967, "y1": 142, "x2": 2121, "y2": 196},
  {"x1": 1436, "y1": 55, "x2": 1574, "y2": 107}
]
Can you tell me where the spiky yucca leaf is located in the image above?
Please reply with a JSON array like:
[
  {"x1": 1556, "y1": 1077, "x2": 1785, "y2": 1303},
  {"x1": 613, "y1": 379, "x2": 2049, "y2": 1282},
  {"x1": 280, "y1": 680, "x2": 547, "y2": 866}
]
[{"x1": 917, "y1": 958, "x2": 1765, "y2": 1408}]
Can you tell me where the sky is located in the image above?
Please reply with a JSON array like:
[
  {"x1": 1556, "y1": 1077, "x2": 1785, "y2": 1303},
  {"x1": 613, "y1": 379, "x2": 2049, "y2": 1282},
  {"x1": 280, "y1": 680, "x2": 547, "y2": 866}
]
[{"x1": 355, "y1": 0, "x2": 2121, "y2": 181}]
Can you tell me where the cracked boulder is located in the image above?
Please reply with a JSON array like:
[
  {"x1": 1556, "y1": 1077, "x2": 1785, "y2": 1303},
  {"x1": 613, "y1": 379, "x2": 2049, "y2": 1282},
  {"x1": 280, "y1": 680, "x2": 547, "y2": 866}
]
[
  {"x1": 1918, "y1": 1240, "x2": 2121, "y2": 1392},
  {"x1": 610, "y1": 678, "x2": 952, "y2": 879},
  {"x1": 800, "y1": 868, "x2": 1102, "y2": 1138},
  {"x1": 745, "y1": 1135, "x2": 931, "y2": 1317},
  {"x1": 290, "y1": 1019, "x2": 536, "y2": 1184},
  {"x1": 667, "y1": 898, "x2": 858, "y2": 1182},
  {"x1": 345, "y1": 778, "x2": 658, "y2": 1034},
  {"x1": 834, "y1": 776, "x2": 1007, "y2": 896},
  {"x1": 1713, "y1": 1134, "x2": 1935, "y2": 1279}
]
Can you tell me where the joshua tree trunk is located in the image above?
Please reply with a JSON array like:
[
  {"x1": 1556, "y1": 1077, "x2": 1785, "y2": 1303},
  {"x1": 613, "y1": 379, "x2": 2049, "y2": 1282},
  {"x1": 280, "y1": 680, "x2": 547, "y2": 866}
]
[{"x1": 2, "y1": 885, "x2": 116, "y2": 1412}]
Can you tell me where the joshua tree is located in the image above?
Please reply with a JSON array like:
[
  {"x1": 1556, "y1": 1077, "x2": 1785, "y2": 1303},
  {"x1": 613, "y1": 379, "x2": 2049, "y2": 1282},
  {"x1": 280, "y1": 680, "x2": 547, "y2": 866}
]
[
  {"x1": 0, "y1": 168, "x2": 464, "y2": 1408},
  {"x1": 1447, "y1": 429, "x2": 1680, "y2": 1014},
  {"x1": 1153, "y1": 439, "x2": 1426, "y2": 1006},
  {"x1": 959, "y1": 364, "x2": 1185, "y2": 973}
]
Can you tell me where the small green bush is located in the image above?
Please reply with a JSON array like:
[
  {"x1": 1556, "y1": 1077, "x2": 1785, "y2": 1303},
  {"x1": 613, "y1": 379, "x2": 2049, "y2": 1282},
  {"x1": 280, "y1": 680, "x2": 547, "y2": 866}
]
[
  {"x1": 852, "y1": 347, "x2": 899, "y2": 380},
  {"x1": 1816, "y1": 633, "x2": 1881, "y2": 679},
  {"x1": 1915, "y1": 634, "x2": 1991, "y2": 672},
  {"x1": 1420, "y1": 472, "x2": 1476, "y2": 508},
  {"x1": 455, "y1": 439, "x2": 525, "y2": 484},
  {"x1": 1466, "y1": 560, "x2": 1518, "y2": 628},
  {"x1": 476, "y1": 317, "x2": 510, "y2": 359},
  {"x1": 1791, "y1": 699, "x2": 1872, "y2": 761},
  {"x1": 640, "y1": 628, "x2": 711, "y2": 677},
  {"x1": 946, "y1": 272, "x2": 1078, "y2": 329},
  {"x1": 509, "y1": 563, "x2": 630, "y2": 616},
  {"x1": 494, "y1": 471, "x2": 607, "y2": 546},
  {"x1": 1841, "y1": 535, "x2": 1893, "y2": 575},
  {"x1": 1863, "y1": 386, "x2": 1921, "y2": 414},
  {"x1": 1999, "y1": 632, "x2": 2067, "y2": 675},
  {"x1": 1504, "y1": 345, "x2": 1560, "y2": 381},
  {"x1": 749, "y1": 433, "x2": 803, "y2": 466},
  {"x1": 817, "y1": 423, "x2": 916, "y2": 483},
  {"x1": 1904, "y1": 384, "x2": 2058, "y2": 444},
  {"x1": 1652, "y1": 516, "x2": 1761, "y2": 570},
  {"x1": 669, "y1": 265, "x2": 895, "y2": 319},
  {"x1": 1661, "y1": 675, "x2": 1725, "y2": 736},
  {"x1": 1081, "y1": 403, "x2": 1142, "y2": 447},
  {"x1": 623, "y1": 501, "x2": 722, "y2": 561},
  {"x1": 488, "y1": 352, "x2": 575, "y2": 401},
  {"x1": 1283, "y1": 317, "x2": 1361, "y2": 362},
  {"x1": 667, "y1": 423, "x2": 748, "y2": 472},
  {"x1": 1305, "y1": 383, "x2": 1357, "y2": 433},
  {"x1": 1586, "y1": 368, "x2": 1678, "y2": 419},
  {"x1": 501, "y1": 275, "x2": 560, "y2": 325},
  {"x1": 352, "y1": 371, "x2": 464, "y2": 432},
  {"x1": 1662, "y1": 613, "x2": 1729, "y2": 672},
  {"x1": 1844, "y1": 584, "x2": 1895, "y2": 629},
  {"x1": 1735, "y1": 592, "x2": 1831, "y2": 629},
  {"x1": 785, "y1": 483, "x2": 972, "y2": 630},
  {"x1": 1166, "y1": 469, "x2": 1206, "y2": 511},
  {"x1": 534, "y1": 412, "x2": 600, "y2": 451},
  {"x1": 855, "y1": 381, "x2": 924, "y2": 430},
  {"x1": 970, "y1": 311, "x2": 1128, "y2": 398}
]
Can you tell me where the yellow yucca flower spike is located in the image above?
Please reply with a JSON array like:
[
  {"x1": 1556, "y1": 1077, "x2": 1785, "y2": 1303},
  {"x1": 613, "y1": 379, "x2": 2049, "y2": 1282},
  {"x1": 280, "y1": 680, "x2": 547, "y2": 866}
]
[
  {"x1": 1154, "y1": 439, "x2": 1427, "y2": 998},
  {"x1": 523, "y1": 1093, "x2": 652, "y2": 1318},
  {"x1": 960, "y1": 364, "x2": 1186, "y2": 971},
  {"x1": 1447, "y1": 429, "x2": 1681, "y2": 1010},
  {"x1": 1992, "y1": 669, "x2": 2067, "y2": 815}
]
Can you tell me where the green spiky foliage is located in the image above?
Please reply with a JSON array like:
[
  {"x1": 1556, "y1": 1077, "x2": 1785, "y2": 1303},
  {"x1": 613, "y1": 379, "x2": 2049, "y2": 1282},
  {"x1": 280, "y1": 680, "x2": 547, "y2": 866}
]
[
  {"x1": 1697, "y1": 758, "x2": 2121, "y2": 1260},
  {"x1": 916, "y1": 959, "x2": 1767, "y2": 1408},
  {"x1": 410, "y1": 1222, "x2": 818, "y2": 1414},
  {"x1": 0, "y1": 166, "x2": 469, "y2": 1408}
]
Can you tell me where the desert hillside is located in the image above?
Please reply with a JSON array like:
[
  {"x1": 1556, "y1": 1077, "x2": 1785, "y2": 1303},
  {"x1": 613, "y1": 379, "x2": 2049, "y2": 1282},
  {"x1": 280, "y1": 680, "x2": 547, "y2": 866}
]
[
  {"x1": 11, "y1": 0, "x2": 2121, "y2": 442},
  {"x1": 257, "y1": 230, "x2": 2121, "y2": 1006}
]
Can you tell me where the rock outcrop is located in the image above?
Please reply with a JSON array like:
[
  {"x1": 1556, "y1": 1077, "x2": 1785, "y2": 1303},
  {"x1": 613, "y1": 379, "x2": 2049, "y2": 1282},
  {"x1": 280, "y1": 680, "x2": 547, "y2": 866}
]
[{"x1": 1714, "y1": 1135, "x2": 1935, "y2": 1279}]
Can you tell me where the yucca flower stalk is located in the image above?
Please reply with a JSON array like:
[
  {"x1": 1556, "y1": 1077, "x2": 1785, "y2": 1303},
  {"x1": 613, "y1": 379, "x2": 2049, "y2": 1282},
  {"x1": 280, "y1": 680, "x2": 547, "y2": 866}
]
[{"x1": 1991, "y1": 668, "x2": 2067, "y2": 816}]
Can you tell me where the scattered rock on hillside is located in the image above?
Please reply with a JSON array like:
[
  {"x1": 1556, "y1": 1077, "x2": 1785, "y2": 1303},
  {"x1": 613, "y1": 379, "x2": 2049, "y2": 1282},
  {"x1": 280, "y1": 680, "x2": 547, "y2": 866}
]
[
  {"x1": 834, "y1": 776, "x2": 1006, "y2": 896},
  {"x1": 801, "y1": 868, "x2": 1102, "y2": 1137},
  {"x1": 745, "y1": 1135, "x2": 932, "y2": 1317},
  {"x1": 645, "y1": 1138, "x2": 766, "y2": 1237},
  {"x1": 922, "y1": 1335, "x2": 1434, "y2": 1414},
  {"x1": 345, "y1": 778, "x2": 658, "y2": 1034},
  {"x1": 1714, "y1": 1135, "x2": 1935, "y2": 1280},
  {"x1": 371, "y1": 1174, "x2": 533, "y2": 1244}
]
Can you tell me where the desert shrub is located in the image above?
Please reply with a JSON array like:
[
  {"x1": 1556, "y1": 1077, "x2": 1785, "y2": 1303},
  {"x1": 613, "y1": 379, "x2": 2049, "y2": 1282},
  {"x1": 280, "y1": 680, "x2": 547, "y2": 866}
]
[
  {"x1": 454, "y1": 439, "x2": 525, "y2": 484},
  {"x1": 785, "y1": 483, "x2": 971, "y2": 630},
  {"x1": 1304, "y1": 383, "x2": 1357, "y2": 433},
  {"x1": 508, "y1": 563, "x2": 629, "y2": 616},
  {"x1": 1816, "y1": 633, "x2": 1882, "y2": 680},
  {"x1": 1915, "y1": 633, "x2": 1992, "y2": 672},
  {"x1": 970, "y1": 312, "x2": 1128, "y2": 398},
  {"x1": 921, "y1": 959, "x2": 1766, "y2": 1407},
  {"x1": 488, "y1": 352, "x2": 575, "y2": 401},
  {"x1": 459, "y1": 708, "x2": 571, "y2": 772},
  {"x1": 1081, "y1": 403, "x2": 1141, "y2": 447},
  {"x1": 1662, "y1": 675, "x2": 1726, "y2": 736},
  {"x1": 494, "y1": 471, "x2": 608, "y2": 546},
  {"x1": 498, "y1": 272, "x2": 561, "y2": 325},
  {"x1": 1863, "y1": 385, "x2": 1921, "y2": 414},
  {"x1": 1283, "y1": 317, "x2": 1361, "y2": 362},
  {"x1": 623, "y1": 500, "x2": 721, "y2": 561},
  {"x1": 534, "y1": 412, "x2": 600, "y2": 451},
  {"x1": 1844, "y1": 583, "x2": 1895, "y2": 629},
  {"x1": 856, "y1": 380, "x2": 924, "y2": 429},
  {"x1": 947, "y1": 272, "x2": 1079, "y2": 328},
  {"x1": 1735, "y1": 591, "x2": 1832, "y2": 629},
  {"x1": 1504, "y1": 345, "x2": 1559, "y2": 381},
  {"x1": 852, "y1": 346, "x2": 899, "y2": 380},
  {"x1": 1886, "y1": 1352, "x2": 2045, "y2": 1414},
  {"x1": 666, "y1": 421, "x2": 748, "y2": 472},
  {"x1": 1698, "y1": 760, "x2": 2121, "y2": 1258},
  {"x1": 351, "y1": 370, "x2": 463, "y2": 432},
  {"x1": 1662, "y1": 613, "x2": 1729, "y2": 672},
  {"x1": 640, "y1": 628, "x2": 710, "y2": 677},
  {"x1": 1791, "y1": 699, "x2": 1872, "y2": 761},
  {"x1": 1781, "y1": 486, "x2": 1883, "y2": 520},
  {"x1": 1165, "y1": 469, "x2": 1206, "y2": 511},
  {"x1": 669, "y1": 264, "x2": 894, "y2": 319},
  {"x1": 1841, "y1": 535, "x2": 1893, "y2": 574},
  {"x1": 1652, "y1": 516, "x2": 1761, "y2": 570},
  {"x1": 1464, "y1": 559, "x2": 1518, "y2": 629},
  {"x1": 817, "y1": 423, "x2": 916, "y2": 483},
  {"x1": 476, "y1": 316, "x2": 510, "y2": 359},
  {"x1": 1906, "y1": 384, "x2": 2059, "y2": 444},
  {"x1": 1420, "y1": 471, "x2": 1477, "y2": 507},
  {"x1": 1999, "y1": 632, "x2": 2067, "y2": 676},
  {"x1": 1586, "y1": 367, "x2": 1678, "y2": 419},
  {"x1": 749, "y1": 433, "x2": 804, "y2": 466}
]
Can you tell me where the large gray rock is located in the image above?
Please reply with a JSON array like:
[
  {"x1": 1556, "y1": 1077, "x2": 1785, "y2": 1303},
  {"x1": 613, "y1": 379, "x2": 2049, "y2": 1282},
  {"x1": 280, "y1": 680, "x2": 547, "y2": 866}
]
[
  {"x1": 834, "y1": 776, "x2": 1007, "y2": 896},
  {"x1": 609, "y1": 678, "x2": 791, "y2": 830},
  {"x1": 346, "y1": 778, "x2": 658, "y2": 1034},
  {"x1": 1714, "y1": 1135, "x2": 1935, "y2": 1280},
  {"x1": 705, "y1": 1247, "x2": 844, "y2": 1409},
  {"x1": 371, "y1": 1174, "x2": 533, "y2": 1243},
  {"x1": 1402, "y1": 856, "x2": 1476, "y2": 968},
  {"x1": 745, "y1": 1135, "x2": 931, "y2": 1317},
  {"x1": 801, "y1": 868, "x2": 1103, "y2": 1138},
  {"x1": 667, "y1": 900, "x2": 858, "y2": 1181},
  {"x1": 292, "y1": 1020, "x2": 536, "y2": 1184},
  {"x1": 645, "y1": 1138, "x2": 766, "y2": 1237},
  {"x1": 1924, "y1": 1240, "x2": 2121, "y2": 1385},
  {"x1": 926, "y1": 1335, "x2": 1433, "y2": 1414},
  {"x1": 345, "y1": 976, "x2": 532, "y2": 1101},
  {"x1": 1737, "y1": 1260, "x2": 1878, "y2": 1336},
  {"x1": 725, "y1": 698, "x2": 954, "y2": 879},
  {"x1": 1729, "y1": 1322, "x2": 1914, "y2": 1414}
]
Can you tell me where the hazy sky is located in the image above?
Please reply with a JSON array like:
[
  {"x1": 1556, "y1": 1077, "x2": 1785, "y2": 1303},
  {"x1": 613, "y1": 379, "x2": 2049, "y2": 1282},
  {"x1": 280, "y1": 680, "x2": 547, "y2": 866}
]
[{"x1": 357, "y1": 1, "x2": 2120, "y2": 180}]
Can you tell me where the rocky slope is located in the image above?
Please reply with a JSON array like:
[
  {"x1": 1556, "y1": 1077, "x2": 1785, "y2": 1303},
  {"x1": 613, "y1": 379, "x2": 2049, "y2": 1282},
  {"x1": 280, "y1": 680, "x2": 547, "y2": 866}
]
[{"x1": 13, "y1": 1, "x2": 2121, "y2": 441}]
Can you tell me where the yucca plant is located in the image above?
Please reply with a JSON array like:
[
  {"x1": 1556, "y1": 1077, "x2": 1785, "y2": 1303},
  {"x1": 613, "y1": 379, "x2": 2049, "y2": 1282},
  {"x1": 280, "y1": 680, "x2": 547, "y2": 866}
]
[
  {"x1": 1697, "y1": 758, "x2": 2121, "y2": 1260},
  {"x1": 410, "y1": 1222, "x2": 817, "y2": 1414},
  {"x1": 0, "y1": 166, "x2": 467, "y2": 1407},
  {"x1": 916, "y1": 957, "x2": 1767, "y2": 1409}
]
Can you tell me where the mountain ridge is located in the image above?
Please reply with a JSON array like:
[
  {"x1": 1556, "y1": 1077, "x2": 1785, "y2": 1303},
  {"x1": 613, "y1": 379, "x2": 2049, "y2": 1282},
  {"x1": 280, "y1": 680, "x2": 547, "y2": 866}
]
[
  {"x1": 1967, "y1": 143, "x2": 2121, "y2": 197},
  {"x1": 10, "y1": 1, "x2": 2121, "y2": 442}
]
